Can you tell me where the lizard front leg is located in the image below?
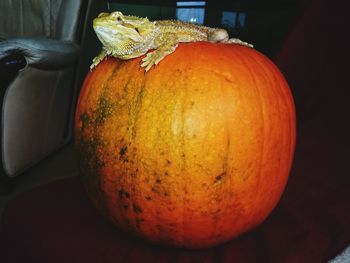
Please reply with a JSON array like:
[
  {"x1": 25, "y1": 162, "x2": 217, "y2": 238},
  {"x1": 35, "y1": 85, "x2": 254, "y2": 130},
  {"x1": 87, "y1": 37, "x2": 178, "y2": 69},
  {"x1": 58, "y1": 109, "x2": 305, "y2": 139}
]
[
  {"x1": 141, "y1": 34, "x2": 179, "y2": 72},
  {"x1": 90, "y1": 49, "x2": 107, "y2": 70}
]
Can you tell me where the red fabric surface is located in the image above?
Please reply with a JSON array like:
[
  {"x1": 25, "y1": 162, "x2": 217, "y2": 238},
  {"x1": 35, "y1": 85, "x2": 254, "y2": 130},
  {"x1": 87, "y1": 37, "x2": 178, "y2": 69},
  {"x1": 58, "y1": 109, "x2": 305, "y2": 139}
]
[{"x1": 275, "y1": 0, "x2": 350, "y2": 142}]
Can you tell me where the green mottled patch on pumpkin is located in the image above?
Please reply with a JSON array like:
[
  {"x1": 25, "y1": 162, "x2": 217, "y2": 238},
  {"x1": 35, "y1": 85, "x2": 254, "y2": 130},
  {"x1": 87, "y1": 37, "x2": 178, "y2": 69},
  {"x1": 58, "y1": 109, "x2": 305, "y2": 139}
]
[
  {"x1": 77, "y1": 136, "x2": 108, "y2": 217},
  {"x1": 80, "y1": 112, "x2": 91, "y2": 131},
  {"x1": 95, "y1": 97, "x2": 115, "y2": 125},
  {"x1": 77, "y1": 137, "x2": 105, "y2": 170}
]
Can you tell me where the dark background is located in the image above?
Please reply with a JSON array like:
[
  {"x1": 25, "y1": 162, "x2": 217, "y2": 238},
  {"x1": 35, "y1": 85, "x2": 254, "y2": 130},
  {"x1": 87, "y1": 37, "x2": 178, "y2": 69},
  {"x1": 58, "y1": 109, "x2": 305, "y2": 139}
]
[{"x1": 105, "y1": 0, "x2": 310, "y2": 58}]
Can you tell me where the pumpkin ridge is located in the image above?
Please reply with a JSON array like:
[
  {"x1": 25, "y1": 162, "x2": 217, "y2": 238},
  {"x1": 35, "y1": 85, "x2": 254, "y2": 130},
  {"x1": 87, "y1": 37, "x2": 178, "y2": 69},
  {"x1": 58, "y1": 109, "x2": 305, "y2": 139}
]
[
  {"x1": 248, "y1": 49, "x2": 295, "y2": 216},
  {"x1": 211, "y1": 75, "x2": 232, "y2": 239},
  {"x1": 251, "y1": 52, "x2": 296, "y2": 182},
  {"x1": 177, "y1": 67, "x2": 190, "y2": 245},
  {"x1": 128, "y1": 76, "x2": 146, "y2": 141},
  {"x1": 266, "y1": 61, "x2": 296, "y2": 170},
  {"x1": 233, "y1": 49, "x2": 266, "y2": 223}
]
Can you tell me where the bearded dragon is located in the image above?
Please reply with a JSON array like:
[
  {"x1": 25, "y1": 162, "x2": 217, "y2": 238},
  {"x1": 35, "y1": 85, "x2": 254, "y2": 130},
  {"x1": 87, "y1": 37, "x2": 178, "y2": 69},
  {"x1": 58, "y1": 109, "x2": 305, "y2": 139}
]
[{"x1": 91, "y1": 11, "x2": 253, "y2": 72}]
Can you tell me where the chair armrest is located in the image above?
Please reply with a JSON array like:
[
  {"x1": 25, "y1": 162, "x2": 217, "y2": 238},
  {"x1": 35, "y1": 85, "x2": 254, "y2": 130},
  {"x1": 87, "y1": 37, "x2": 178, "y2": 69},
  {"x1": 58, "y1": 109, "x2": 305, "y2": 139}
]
[{"x1": 0, "y1": 37, "x2": 80, "y2": 70}]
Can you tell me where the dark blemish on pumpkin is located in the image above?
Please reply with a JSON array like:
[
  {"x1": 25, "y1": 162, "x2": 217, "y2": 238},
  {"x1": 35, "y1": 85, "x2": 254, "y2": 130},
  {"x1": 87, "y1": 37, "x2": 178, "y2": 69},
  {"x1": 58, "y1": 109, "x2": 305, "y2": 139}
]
[
  {"x1": 119, "y1": 146, "x2": 127, "y2": 156},
  {"x1": 80, "y1": 113, "x2": 90, "y2": 123},
  {"x1": 151, "y1": 187, "x2": 160, "y2": 194},
  {"x1": 164, "y1": 171, "x2": 169, "y2": 176},
  {"x1": 160, "y1": 151, "x2": 165, "y2": 155},
  {"x1": 213, "y1": 208, "x2": 221, "y2": 214},
  {"x1": 202, "y1": 183, "x2": 207, "y2": 187},
  {"x1": 80, "y1": 113, "x2": 90, "y2": 130},
  {"x1": 182, "y1": 153, "x2": 186, "y2": 158},
  {"x1": 184, "y1": 189, "x2": 189, "y2": 195},
  {"x1": 215, "y1": 196, "x2": 223, "y2": 202},
  {"x1": 145, "y1": 196, "x2": 152, "y2": 200},
  {"x1": 166, "y1": 159, "x2": 171, "y2": 165},
  {"x1": 119, "y1": 146, "x2": 129, "y2": 163},
  {"x1": 133, "y1": 204, "x2": 142, "y2": 214},
  {"x1": 164, "y1": 192, "x2": 169, "y2": 197},
  {"x1": 130, "y1": 171, "x2": 139, "y2": 177},
  {"x1": 118, "y1": 189, "x2": 130, "y2": 199},
  {"x1": 201, "y1": 211, "x2": 208, "y2": 216},
  {"x1": 156, "y1": 178, "x2": 162, "y2": 184},
  {"x1": 215, "y1": 172, "x2": 226, "y2": 183},
  {"x1": 123, "y1": 204, "x2": 129, "y2": 209}
]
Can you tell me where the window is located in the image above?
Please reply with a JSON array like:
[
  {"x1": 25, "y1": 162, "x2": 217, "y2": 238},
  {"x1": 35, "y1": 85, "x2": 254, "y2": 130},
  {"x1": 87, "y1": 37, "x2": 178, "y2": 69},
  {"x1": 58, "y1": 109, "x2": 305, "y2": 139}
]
[
  {"x1": 176, "y1": 1, "x2": 206, "y2": 24},
  {"x1": 221, "y1": 11, "x2": 246, "y2": 33}
]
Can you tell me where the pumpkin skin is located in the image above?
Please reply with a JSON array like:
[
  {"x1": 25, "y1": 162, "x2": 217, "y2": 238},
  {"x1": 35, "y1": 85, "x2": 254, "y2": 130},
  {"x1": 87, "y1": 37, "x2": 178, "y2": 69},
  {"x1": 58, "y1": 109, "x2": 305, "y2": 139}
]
[{"x1": 74, "y1": 42, "x2": 296, "y2": 249}]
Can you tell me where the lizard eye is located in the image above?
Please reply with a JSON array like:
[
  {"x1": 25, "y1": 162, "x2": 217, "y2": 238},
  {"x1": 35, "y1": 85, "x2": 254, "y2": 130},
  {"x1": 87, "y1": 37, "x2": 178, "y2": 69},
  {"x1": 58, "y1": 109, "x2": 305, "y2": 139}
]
[{"x1": 117, "y1": 16, "x2": 122, "y2": 21}]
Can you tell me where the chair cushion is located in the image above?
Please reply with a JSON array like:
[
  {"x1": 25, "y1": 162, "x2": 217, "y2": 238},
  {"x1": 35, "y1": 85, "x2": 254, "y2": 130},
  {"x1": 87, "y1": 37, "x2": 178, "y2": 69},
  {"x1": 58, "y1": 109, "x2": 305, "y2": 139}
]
[
  {"x1": 0, "y1": 0, "x2": 82, "y2": 41},
  {"x1": 0, "y1": 0, "x2": 51, "y2": 39}
]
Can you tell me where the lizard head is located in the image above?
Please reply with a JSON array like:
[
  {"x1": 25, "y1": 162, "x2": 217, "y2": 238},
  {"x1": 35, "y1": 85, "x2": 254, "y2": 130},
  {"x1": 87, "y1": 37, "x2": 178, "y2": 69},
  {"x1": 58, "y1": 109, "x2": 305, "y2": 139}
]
[{"x1": 93, "y1": 11, "x2": 156, "y2": 57}]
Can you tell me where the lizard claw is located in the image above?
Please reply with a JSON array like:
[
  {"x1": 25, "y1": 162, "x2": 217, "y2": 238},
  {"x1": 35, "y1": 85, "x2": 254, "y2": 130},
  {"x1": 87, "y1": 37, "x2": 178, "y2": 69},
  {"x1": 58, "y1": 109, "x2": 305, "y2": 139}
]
[
  {"x1": 141, "y1": 52, "x2": 156, "y2": 71},
  {"x1": 90, "y1": 59, "x2": 99, "y2": 71},
  {"x1": 90, "y1": 57, "x2": 102, "y2": 71},
  {"x1": 90, "y1": 50, "x2": 108, "y2": 71},
  {"x1": 226, "y1": 38, "x2": 254, "y2": 48},
  {"x1": 141, "y1": 51, "x2": 165, "y2": 72}
]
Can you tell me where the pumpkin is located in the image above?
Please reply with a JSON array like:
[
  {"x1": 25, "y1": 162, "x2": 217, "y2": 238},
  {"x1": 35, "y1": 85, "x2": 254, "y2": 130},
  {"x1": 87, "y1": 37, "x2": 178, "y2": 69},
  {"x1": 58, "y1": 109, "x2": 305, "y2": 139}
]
[{"x1": 74, "y1": 42, "x2": 296, "y2": 249}]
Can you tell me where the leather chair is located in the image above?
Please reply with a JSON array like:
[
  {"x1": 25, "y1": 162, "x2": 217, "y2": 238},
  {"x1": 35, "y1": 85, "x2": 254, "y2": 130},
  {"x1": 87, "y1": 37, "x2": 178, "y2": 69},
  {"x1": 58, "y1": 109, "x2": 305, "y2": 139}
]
[{"x1": 0, "y1": 0, "x2": 101, "y2": 194}]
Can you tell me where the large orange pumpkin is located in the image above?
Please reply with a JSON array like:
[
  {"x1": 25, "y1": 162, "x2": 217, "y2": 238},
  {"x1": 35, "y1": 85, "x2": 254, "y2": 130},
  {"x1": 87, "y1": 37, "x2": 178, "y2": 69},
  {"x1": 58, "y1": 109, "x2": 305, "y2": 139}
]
[{"x1": 74, "y1": 42, "x2": 296, "y2": 248}]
